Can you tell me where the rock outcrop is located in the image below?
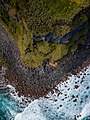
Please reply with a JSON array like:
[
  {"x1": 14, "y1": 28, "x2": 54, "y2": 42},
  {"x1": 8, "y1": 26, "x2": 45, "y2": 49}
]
[
  {"x1": 0, "y1": 0, "x2": 90, "y2": 67},
  {"x1": 0, "y1": 0, "x2": 90, "y2": 98},
  {"x1": 0, "y1": 23, "x2": 90, "y2": 98}
]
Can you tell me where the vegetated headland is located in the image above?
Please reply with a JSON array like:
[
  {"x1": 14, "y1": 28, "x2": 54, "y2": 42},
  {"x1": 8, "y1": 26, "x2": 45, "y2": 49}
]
[{"x1": 0, "y1": 0, "x2": 90, "y2": 98}]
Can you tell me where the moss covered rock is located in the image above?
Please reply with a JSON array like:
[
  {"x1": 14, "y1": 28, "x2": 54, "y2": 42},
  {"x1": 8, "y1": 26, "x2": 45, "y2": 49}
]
[{"x1": 0, "y1": 0, "x2": 90, "y2": 67}]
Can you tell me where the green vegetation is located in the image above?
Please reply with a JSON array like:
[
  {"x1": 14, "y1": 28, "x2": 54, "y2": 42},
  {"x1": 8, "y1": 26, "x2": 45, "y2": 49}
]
[
  {"x1": 0, "y1": 0, "x2": 89, "y2": 67},
  {"x1": 0, "y1": 58, "x2": 7, "y2": 67},
  {"x1": 1, "y1": 0, "x2": 89, "y2": 35},
  {"x1": 23, "y1": 43, "x2": 68, "y2": 67}
]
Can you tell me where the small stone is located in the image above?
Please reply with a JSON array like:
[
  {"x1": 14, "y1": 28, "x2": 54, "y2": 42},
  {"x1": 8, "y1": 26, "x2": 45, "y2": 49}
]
[
  {"x1": 60, "y1": 105, "x2": 62, "y2": 107},
  {"x1": 73, "y1": 99, "x2": 77, "y2": 102},
  {"x1": 74, "y1": 84, "x2": 79, "y2": 89}
]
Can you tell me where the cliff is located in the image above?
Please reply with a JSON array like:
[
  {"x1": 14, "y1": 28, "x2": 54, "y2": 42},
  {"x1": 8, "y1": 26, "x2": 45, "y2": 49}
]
[
  {"x1": 0, "y1": 0, "x2": 90, "y2": 98},
  {"x1": 0, "y1": 24, "x2": 90, "y2": 98},
  {"x1": 0, "y1": 0, "x2": 90, "y2": 67}
]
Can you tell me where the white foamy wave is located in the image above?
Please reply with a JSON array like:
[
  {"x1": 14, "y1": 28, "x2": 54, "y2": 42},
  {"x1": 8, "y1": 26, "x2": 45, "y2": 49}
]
[
  {"x1": 7, "y1": 85, "x2": 31, "y2": 107},
  {"x1": 15, "y1": 65, "x2": 90, "y2": 120},
  {"x1": 15, "y1": 100, "x2": 46, "y2": 120},
  {"x1": 4, "y1": 85, "x2": 31, "y2": 118},
  {"x1": 79, "y1": 101, "x2": 90, "y2": 120}
]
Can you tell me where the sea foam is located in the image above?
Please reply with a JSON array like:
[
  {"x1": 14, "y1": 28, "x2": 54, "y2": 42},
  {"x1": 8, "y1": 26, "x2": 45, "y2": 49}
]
[{"x1": 15, "y1": 65, "x2": 90, "y2": 120}]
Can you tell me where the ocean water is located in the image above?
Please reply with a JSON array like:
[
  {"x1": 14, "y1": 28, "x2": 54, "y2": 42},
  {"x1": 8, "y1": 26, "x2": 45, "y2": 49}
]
[
  {"x1": 0, "y1": 85, "x2": 28, "y2": 120},
  {"x1": 0, "y1": 65, "x2": 90, "y2": 120}
]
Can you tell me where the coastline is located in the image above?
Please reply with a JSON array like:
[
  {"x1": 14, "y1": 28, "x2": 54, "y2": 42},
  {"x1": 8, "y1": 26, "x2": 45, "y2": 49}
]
[
  {"x1": 7, "y1": 58, "x2": 90, "y2": 99},
  {"x1": 5, "y1": 44, "x2": 90, "y2": 99},
  {"x1": 0, "y1": 24, "x2": 90, "y2": 99},
  {"x1": 14, "y1": 63, "x2": 90, "y2": 120}
]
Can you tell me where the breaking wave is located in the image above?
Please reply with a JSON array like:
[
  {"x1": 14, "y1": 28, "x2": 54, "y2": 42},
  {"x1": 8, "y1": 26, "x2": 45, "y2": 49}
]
[
  {"x1": 14, "y1": 65, "x2": 90, "y2": 120},
  {"x1": 0, "y1": 65, "x2": 90, "y2": 120}
]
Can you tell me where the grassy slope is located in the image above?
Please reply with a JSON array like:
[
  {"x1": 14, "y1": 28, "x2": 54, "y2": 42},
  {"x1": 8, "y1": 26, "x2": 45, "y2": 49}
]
[{"x1": 0, "y1": 0, "x2": 89, "y2": 67}]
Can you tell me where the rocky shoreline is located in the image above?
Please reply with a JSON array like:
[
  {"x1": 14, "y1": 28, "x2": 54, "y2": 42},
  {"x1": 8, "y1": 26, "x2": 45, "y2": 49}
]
[{"x1": 0, "y1": 24, "x2": 90, "y2": 98}]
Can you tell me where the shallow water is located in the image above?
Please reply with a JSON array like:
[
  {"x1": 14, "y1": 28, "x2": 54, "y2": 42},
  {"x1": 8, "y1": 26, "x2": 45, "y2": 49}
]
[
  {"x1": 0, "y1": 94, "x2": 24, "y2": 120},
  {"x1": 0, "y1": 85, "x2": 27, "y2": 120},
  {"x1": 0, "y1": 65, "x2": 90, "y2": 120}
]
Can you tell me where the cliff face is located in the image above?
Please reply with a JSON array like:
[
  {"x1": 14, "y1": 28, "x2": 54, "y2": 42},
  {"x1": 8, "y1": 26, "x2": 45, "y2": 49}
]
[
  {"x1": 0, "y1": 0, "x2": 90, "y2": 68},
  {"x1": 0, "y1": 0, "x2": 90, "y2": 97},
  {"x1": 0, "y1": 24, "x2": 90, "y2": 98}
]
